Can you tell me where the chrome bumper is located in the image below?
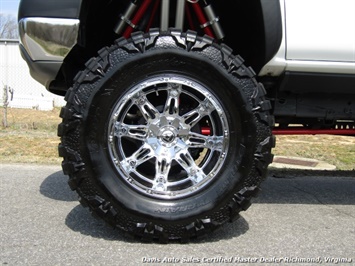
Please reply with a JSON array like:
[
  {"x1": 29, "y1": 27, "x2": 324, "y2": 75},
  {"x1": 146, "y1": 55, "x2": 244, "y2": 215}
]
[
  {"x1": 18, "y1": 17, "x2": 80, "y2": 89},
  {"x1": 18, "y1": 17, "x2": 80, "y2": 61}
]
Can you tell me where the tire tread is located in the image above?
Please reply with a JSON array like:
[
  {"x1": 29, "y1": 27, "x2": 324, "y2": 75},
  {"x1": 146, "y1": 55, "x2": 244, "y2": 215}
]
[{"x1": 58, "y1": 30, "x2": 274, "y2": 242}]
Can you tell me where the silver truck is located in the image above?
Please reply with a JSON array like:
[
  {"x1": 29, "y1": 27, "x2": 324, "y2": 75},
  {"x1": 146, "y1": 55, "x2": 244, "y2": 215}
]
[{"x1": 18, "y1": 0, "x2": 355, "y2": 242}]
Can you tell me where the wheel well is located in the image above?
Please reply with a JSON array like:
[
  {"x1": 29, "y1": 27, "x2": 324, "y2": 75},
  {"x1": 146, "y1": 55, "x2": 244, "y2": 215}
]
[
  {"x1": 52, "y1": 0, "x2": 282, "y2": 95},
  {"x1": 215, "y1": 0, "x2": 282, "y2": 73}
]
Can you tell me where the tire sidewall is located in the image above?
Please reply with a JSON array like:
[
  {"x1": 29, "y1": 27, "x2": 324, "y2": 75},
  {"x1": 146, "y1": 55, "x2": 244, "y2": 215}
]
[{"x1": 82, "y1": 48, "x2": 258, "y2": 221}]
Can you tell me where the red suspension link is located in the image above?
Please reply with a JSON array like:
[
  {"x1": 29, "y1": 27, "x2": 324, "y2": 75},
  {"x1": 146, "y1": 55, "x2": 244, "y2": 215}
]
[
  {"x1": 273, "y1": 128, "x2": 355, "y2": 136},
  {"x1": 123, "y1": 0, "x2": 153, "y2": 38},
  {"x1": 190, "y1": 2, "x2": 215, "y2": 38},
  {"x1": 145, "y1": 0, "x2": 160, "y2": 32},
  {"x1": 121, "y1": 0, "x2": 217, "y2": 39}
]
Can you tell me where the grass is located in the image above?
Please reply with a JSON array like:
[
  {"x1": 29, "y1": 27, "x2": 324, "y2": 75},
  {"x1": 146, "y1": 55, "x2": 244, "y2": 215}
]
[
  {"x1": 0, "y1": 108, "x2": 62, "y2": 164},
  {"x1": 273, "y1": 135, "x2": 355, "y2": 171},
  {"x1": 1, "y1": 107, "x2": 354, "y2": 170}
]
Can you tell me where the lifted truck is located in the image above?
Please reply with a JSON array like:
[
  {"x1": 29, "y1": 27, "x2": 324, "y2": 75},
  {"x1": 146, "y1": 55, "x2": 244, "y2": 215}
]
[{"x1": 18, "y1": 0, "x2": 355, "y2": 241}]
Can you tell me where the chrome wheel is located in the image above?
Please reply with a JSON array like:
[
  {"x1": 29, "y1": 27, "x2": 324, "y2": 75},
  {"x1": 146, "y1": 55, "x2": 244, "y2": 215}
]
[
  {"x1": 108, "y1": 75, "x2": 229, "y2": 199},
  {"x1": 59, "y1": 31, "x2": 274, "y2": 241}
]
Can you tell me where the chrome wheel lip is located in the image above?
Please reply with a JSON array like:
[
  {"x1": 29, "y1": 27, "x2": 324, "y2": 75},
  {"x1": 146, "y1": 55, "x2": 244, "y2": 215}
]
[{"x1": 108, "y1": 74, "x2": 229, "y2": 199}]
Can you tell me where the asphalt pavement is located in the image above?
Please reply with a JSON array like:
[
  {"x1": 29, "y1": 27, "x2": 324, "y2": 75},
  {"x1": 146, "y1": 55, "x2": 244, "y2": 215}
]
[{"x1": 0, "y1": 164, "x2": 354, "y2": 265}]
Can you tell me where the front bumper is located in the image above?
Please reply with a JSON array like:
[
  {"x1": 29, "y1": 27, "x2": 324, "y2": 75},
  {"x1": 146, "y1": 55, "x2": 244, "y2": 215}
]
[{"x1": 18, "y1": 17, "x2": 80, "y2": 88}]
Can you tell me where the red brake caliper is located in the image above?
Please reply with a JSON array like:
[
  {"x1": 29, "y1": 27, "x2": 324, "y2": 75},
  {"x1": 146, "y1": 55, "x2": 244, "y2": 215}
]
[{"x1": 201, "y1": 127, "x2": 211, "y2": 135}]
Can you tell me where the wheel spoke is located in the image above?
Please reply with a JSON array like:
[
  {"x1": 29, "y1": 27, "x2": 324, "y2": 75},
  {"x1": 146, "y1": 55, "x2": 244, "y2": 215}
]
[
  {"x1": 120, "y1": 143, "x2": 154, "y2": 173},
  {"x1": 152, "y1": 157, "x2": 172, "y2": 192},
  {"x1": 183, "y1": 98, "x2": 215, "y2": 127},
  {"x1": 134, "y1": 93, "x2": 160, "y2": 121},
  {"x1": 186, "y1": 132, "x2": 224, "y2": 152},
  {"x1": 114, "y1": 122, "x2": 148, "y2": 141},
  {"x1": 164, "y1": 84, "x2": 181, "y2": 115},
  {"x1": 176, "y1": 149, "x2": 207, "y2": 184},
  {"x1": 186, "y1": 132, "x2": 208, "y2": 148}
]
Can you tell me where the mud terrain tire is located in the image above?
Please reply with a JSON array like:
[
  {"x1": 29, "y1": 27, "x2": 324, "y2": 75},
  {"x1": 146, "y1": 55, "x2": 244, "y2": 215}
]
[{"x1": 58, "y1": 30, "x2": 274, "y2": 242}]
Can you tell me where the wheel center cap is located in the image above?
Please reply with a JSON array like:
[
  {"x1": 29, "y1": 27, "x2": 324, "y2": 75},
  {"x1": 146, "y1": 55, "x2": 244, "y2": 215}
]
[{"x1": 161, "y1": 129, "x2": 176, "y2": 143}]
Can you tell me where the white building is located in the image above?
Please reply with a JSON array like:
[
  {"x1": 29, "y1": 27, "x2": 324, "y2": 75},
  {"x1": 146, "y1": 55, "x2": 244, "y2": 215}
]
[{"x1": 0, "y1": 39, "x2": 65, "y2": 111}]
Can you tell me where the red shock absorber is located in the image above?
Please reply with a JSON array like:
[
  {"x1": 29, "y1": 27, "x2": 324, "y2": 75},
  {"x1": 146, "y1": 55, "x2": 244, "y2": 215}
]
[
  {"x1": 123, "y1": 0, "x2": 153, "y2": 38},
  {"x1": 190, "y1": 1, "x2": 215, "y2": 38}
]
